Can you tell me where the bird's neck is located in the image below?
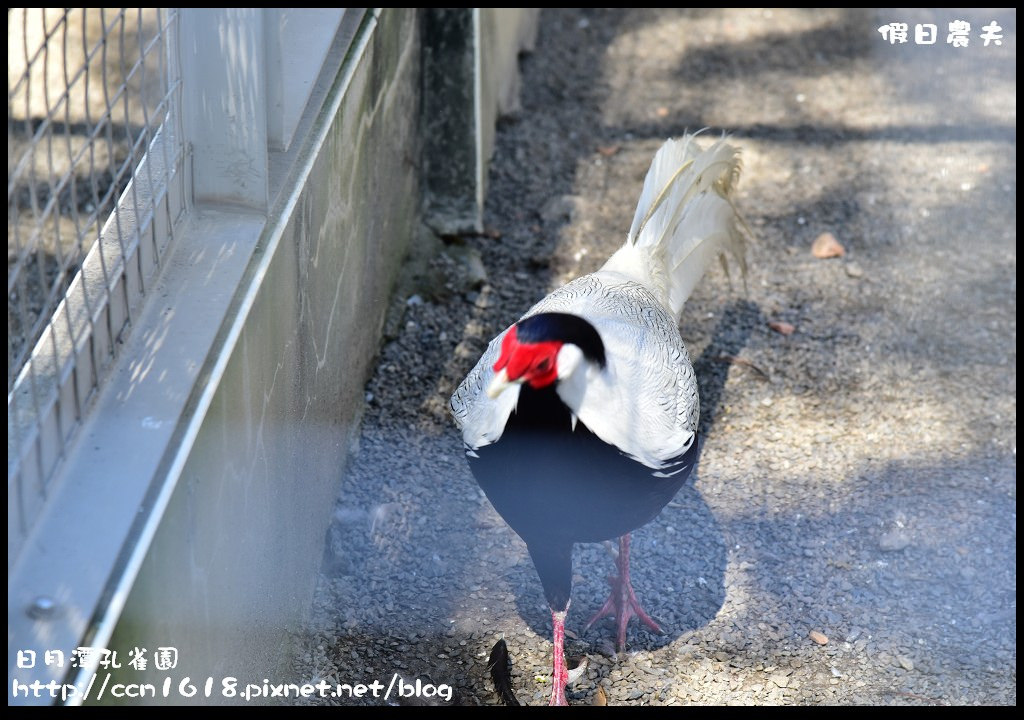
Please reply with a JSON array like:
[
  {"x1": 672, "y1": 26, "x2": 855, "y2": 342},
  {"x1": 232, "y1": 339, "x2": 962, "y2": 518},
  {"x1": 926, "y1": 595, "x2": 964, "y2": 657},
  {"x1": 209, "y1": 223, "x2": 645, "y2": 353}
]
[{"x1": 510, "y1": 382, "x2": 575, "y2": 433}]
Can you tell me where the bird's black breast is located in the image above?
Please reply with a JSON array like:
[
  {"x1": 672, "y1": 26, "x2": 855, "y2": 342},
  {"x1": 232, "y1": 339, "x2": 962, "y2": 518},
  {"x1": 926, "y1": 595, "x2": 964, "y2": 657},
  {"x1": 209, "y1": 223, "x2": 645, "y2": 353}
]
[{"x1": 468, "y1": 382, "x2": 698, "y2": 548}]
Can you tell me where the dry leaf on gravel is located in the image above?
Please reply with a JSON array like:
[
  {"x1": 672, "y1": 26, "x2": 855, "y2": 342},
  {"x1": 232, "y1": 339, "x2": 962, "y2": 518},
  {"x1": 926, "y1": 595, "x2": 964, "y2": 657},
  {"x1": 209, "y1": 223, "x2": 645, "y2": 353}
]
[{"x1": 812, "y1": 232, "x2": 845, "y2": 258}]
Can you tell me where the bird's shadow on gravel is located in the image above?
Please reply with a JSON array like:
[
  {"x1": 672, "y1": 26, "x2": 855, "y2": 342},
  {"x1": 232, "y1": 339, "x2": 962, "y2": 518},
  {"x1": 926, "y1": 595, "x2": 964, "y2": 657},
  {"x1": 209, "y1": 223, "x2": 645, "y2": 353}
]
[{"x1": 509, "y1": 300, "x2": 762, "y2": 653}]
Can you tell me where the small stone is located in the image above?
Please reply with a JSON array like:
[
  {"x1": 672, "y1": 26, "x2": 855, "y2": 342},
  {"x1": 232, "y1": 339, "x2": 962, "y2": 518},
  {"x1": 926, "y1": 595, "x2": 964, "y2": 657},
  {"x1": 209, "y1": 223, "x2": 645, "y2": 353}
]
[
  {"x1": 879, "y1": 530, "x2": 911, "y2": 552},
  {"x1": 845, "y1": 262, "x2": 864, "y2": 278},
  {"x1": 445, "y1": 245, "x2": 488, "y2": 291},
  {"x1": 809, "y1": 630, "x2": 829, "y2": 645},
  {"x1": 897, "y1": 655, "x2": 914, "y2": 671},
  {"x1": 540, "y1": 195, "x2": 576, "y2": 223},
  {"x1": 454, "y1": 340, "x2": 479, "y2": 360}
]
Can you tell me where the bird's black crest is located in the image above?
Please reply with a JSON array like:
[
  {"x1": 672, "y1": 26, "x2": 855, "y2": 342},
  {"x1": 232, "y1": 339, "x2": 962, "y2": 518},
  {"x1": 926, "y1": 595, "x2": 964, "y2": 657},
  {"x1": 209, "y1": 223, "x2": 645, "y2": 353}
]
[{"x1": 515, "y1": 313, "x2": 606, "y2": 368}]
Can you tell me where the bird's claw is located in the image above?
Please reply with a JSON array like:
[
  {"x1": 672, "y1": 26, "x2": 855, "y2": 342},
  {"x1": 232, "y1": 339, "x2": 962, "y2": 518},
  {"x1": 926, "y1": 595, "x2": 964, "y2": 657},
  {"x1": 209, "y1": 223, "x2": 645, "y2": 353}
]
[
  {"x1": 566, "y1": 656, "x2": 589, "y2": 686},
  {"x1": 584, "y1": 573, "x2": 663, "y2": 652}
]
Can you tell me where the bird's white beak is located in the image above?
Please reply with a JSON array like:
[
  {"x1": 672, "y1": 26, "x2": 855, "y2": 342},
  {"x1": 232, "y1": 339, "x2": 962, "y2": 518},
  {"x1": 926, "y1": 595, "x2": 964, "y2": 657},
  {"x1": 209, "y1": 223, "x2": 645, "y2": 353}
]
[{"x1": 486, "y1": 368, "x2": 521, "y2": 398}]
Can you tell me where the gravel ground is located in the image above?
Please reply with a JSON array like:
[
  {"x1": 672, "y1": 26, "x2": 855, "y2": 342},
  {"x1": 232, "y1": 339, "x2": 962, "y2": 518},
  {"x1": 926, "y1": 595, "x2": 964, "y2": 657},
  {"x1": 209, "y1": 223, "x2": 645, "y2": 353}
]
[{"x1": 296, "y1": 9, "x2": 1015, "y2": 706}]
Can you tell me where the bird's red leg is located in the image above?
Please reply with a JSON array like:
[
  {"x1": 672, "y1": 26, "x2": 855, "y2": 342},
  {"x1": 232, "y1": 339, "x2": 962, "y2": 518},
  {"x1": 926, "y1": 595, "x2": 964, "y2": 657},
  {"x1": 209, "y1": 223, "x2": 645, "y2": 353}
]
[
  {"x1": 549, "y1": 609, "x2": 569, "y2": 706},
  {"x1": 583, "y1": 533, "x2": 663, "y2": 651}
]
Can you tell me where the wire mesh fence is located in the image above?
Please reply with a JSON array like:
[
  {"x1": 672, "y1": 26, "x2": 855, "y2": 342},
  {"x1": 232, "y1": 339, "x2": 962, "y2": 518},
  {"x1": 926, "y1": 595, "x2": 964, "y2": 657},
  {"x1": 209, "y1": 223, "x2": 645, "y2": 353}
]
[{"x1": 7, "y1": 8, "x2": 184, "y2": 557}]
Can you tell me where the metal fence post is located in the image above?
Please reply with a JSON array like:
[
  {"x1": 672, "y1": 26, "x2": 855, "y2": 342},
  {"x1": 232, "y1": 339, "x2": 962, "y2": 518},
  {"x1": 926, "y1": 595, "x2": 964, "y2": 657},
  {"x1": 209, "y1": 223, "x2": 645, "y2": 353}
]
[{"x1": 178, "y1": 8, "x2": 269, "y2": 211}]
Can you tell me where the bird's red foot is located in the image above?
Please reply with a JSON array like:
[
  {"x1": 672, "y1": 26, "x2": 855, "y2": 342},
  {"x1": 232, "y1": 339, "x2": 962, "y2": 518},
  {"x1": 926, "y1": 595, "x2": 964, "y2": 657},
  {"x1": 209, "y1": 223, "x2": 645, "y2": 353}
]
[
  {"x1": 583, "y1": 534, "x2": 662, "y2": 651},
  {"x1": 549, "y1": 609, "x2": 570, "y2": 706}
]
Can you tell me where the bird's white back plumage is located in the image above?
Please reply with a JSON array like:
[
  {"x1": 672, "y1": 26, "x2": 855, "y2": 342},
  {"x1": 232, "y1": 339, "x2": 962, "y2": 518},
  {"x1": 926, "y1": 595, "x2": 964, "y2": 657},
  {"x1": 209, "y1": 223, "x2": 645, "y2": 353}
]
[{"x1": 451, "y1": 133, "x2": 746, "y2": 470}]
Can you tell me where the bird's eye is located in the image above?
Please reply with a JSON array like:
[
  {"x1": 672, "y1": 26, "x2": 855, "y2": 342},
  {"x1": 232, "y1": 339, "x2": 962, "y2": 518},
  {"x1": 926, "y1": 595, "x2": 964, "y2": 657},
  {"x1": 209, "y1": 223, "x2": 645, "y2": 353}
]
[{"x1": 537, "y1": 358, "x2": 551, "y2": 372}]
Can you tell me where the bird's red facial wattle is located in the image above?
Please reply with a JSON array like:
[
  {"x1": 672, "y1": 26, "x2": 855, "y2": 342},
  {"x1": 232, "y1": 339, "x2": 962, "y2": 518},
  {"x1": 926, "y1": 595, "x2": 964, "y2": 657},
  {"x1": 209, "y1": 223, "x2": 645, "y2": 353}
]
[{"x1": 493, "y1": 325, "x2": 563, "y2": 390}]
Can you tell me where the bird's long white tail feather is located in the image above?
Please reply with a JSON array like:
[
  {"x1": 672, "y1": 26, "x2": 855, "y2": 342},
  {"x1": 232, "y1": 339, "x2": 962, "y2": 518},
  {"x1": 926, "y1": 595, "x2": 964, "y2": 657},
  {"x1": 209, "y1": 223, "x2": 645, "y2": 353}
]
[{"x1": 603, "y1": 134, "x2": 746, "y2": 320}]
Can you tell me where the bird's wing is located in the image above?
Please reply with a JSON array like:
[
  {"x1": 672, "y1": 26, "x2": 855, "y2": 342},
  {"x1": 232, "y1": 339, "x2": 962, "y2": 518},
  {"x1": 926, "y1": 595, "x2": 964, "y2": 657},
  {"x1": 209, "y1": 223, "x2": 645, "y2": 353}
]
[
  {"x1": 450, "y1": 322, "x2": 520, "y2": 453},
  {"x1": 451, "y1": 273, "x2": 698, "y2": 470}
]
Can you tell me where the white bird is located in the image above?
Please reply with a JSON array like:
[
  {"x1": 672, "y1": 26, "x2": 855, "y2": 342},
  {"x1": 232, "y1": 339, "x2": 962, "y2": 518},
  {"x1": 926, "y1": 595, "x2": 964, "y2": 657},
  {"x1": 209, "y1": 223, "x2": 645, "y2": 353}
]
[{"x1": 450, "y1": 133, "x2": 746, "y2": 706}]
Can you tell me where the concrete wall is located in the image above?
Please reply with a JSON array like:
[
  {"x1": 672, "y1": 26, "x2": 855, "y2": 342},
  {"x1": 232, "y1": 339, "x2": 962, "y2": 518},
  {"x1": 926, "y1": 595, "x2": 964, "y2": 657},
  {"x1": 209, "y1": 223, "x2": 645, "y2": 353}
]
[{"x1": 104, "y1": 9, "x2": 421, "y2": 699}]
